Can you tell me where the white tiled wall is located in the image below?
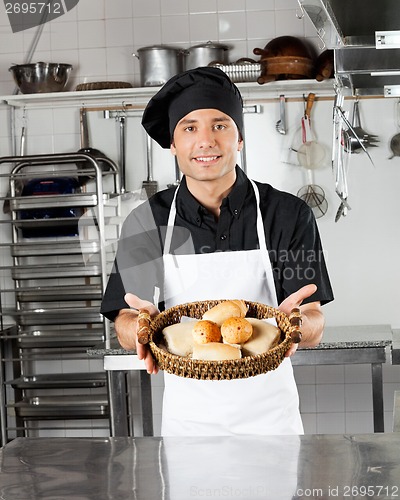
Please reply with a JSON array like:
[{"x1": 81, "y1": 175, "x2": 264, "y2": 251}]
[{"x1": 0, "y1": 0, "x2": 399, "y2": 437}]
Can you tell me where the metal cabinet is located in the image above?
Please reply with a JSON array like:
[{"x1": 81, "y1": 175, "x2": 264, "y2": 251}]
[{"x1": 0, "y1": 152, "x2": 121, "y2": 444}]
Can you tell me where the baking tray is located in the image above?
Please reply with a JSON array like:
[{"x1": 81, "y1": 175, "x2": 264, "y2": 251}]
[
  {"x1": 11, "y1": 263, "x2": 101, "y2": 280},
  {"x1": 10, "y1": 240, "x2": 100, "y2": 257},
  {"x1": 16, "y1": 330, "x2": 105, "y2": 348},
  {"x1": 5, "y1": 307, "x2": 103, "y2": 326},
  {"x1": 10, "y1": 193, "x2": 99, "y2": 211},
  {"x1": 15, "y1": 284, "x2": 102, "y2": 302},
  {"x1": 11, "y1": 395, "x2": 109, "y2": 418},
  {"x1": 8, "y1": 372, "x2": 107, "y2": 389}
]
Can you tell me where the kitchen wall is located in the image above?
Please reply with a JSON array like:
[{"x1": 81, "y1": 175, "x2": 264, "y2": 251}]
[{"x1": 0, "y1": 0, "x2": 399, "y2": 437}]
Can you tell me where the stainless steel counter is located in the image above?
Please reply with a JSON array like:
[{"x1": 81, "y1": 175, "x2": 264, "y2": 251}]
[
  {"x1": 89, "y1": 324, "x2": 393, "y2": 436},
  {"x1": 0, "y1": 434, "x2": 399, "y2": 499}
]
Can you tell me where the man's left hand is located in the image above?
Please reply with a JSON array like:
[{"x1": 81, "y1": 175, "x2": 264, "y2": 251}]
[{"x1": 278, "y1": 284, "x2": 324, "y2": 357}]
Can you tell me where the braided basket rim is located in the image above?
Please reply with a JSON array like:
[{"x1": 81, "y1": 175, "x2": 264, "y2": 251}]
[{"x1": 148, "y1": 300, "x2": 293, "y2": 380}]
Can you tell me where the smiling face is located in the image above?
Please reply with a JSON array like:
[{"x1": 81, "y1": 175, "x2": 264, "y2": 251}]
[{"x1": 170, "y1": 108, "x2": 243, "y2": 186}]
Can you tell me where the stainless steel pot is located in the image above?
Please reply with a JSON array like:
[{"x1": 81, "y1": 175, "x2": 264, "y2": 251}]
[
  {"x1": 184, "y1": 41, "x2": 230, "y2": 70},
  {"x1": 133, "y1": 45, "x2": 185, "y2": 87}
]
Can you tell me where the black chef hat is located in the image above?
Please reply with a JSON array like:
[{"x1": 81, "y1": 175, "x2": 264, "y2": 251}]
[{"x1": 141, "y1": 67, "x2": 244, "y2": 149}]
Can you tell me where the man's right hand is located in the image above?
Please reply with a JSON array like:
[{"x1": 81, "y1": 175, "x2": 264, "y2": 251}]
[{"x1": 114, "y1": 293, "x2": 160, "y2": 374}]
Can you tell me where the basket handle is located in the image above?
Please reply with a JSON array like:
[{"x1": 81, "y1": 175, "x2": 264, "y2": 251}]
[
  {"x1": 288, "y1": 307, "x2": 302, "y2": 343},
  {"x1": 137, "y1": 309, "x2": 151, "y2": 345}
]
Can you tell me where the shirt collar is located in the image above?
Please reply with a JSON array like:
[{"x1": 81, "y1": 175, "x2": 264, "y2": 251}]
[{"x1": 175, "y1": 165, "x2": 249, "y2": 226}]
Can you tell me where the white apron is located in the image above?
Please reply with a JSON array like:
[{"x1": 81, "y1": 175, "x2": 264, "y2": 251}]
[{"x1": 161, "y1": 180, "x2": 303, "y2": 436}]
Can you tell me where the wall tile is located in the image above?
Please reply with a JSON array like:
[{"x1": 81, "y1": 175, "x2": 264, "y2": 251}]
[
  {"x1": 345, "y1": 412, "x2": 374, "y2": 434},
  {"x1": 344, "y1": 364, "x2": 372, "y2": 383},
  {"x1": 228, "y1": 40, "x2": 250, "y2": 62},
  {"x1": 161, "y1": 15, "x2": 190, "y2": 44},
  {"x1": 77, "y1": 0, "x2": 105, "y2": 20},
  {"x1": 246, "y1": 0, "x2": 274, "y2": 10},
  {"x1": 77, "y1": 48, "x2": 108, "y2": 78},
  {"x1": 293, "y1": 365, "x2": 316, "y2": 385},
  {"x1": 246, "y1": 10, "x2": 275, "y2": 40},
  {"x1": 189, "y1": 13, "x2": 218, "y2": 44},
  {"x1": 218, "y1": 12, "x2": 247, "y2": 41},
  {"x1": 316, "y1": 384, "x2": 345, "y2": 413},
  {"x1": 274, "y1": 0, "x2": 299, "y2": 10},
  {"x1": 133, "y1": 17, "x2": 162, "y2": 47},
  {"x1": 23, "y1": 28, "x2": 51, "y2": 54},
  {"x1": 316, "y1": 365, "x2": 345, "y2": 384},
  {"x1": 275, "y1": 10, "x2": 305, "y2": 38},
  {"x1": 106, "y1": 46, "x2": 135, "y2": 79},
  {"x1": 298, "y1": 384, "x2": 317, "y2": 413},
  {"x1": 78, "y1": 20, "x2": 106, "y2": 49},
  {"x1": 132, "y1": 0, "x2": 161, "y2": 17},
  {"x1": 345, "y1": 383, "x2": 373, "y2": 412},
  {"x1": 106, "y1": 18, "x2": 134, "y2": 48},
  {"x1": 384, "y1": 410, "x2": 394, "y2": 432},
  {"x1": 301, "y1": 413, "x2": 317, "y2": 434},
  {"x1": 50, "y1": 21, "x2": 79, "y2": 51},
  {"x1": 189, "y1": 0, "x2": 217, "y2": 14},
  {"x1": 217, "y1": 0, "x2": 246, "y2": 12},
  {"x1": 161, "y1": 0, "x2": 189, "y2": 16},
  {"x1": 383, "y1": 383, "x2": 400, "y2": 412},
  {"x1": 316, "y1": 412, "x2": 345, "y2": 434},
  {"x1": 105, "y1": 0, "x2": 133, "y2": 19},
  {"x1": 383, "y1": 364, "x2": 400, "y2": 383}
]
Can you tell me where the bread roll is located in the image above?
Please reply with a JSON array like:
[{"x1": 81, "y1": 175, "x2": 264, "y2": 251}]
[
  {"x1": 241, "y1": 318, "x2": 281, "y2": 356},
  {"x1": 221, "y1": 317, "x2": 253, "y2": 344},
  {"x1": 231, "y1": 300, "x2": 248, "y2": 317},
  {"x1": 202, "y1": 300, "x2": 246, "y2": 326},
  {"x1": 162, "y1": 322, "x2": 195, "y2": 357},
  {"x1": 192, "y1": 320, "x2": 221, "y2": 344},
  {"x1": 192, "y1": 342, "x2": 241, "y2": 361}
]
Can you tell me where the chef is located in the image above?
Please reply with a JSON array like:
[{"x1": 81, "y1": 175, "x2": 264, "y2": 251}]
[{"x1": 101, "y1": 67, "x2": 334, "y2": 436}]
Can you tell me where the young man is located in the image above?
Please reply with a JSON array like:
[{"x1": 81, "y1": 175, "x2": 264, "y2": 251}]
[{"x1": 101, "y1": 67, "x2": 333, "y2": 436}]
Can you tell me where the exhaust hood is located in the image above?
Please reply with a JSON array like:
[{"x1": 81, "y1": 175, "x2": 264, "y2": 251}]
[{"x1": 298, "y1": 0, "x2": 400, "y2": 96}]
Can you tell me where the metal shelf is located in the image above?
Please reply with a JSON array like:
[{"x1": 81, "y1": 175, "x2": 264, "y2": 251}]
[{"x1": 0, "y1": 79, "x2": 336, "y2": 110}]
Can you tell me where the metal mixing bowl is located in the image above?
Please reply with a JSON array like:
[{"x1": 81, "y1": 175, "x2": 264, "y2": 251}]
[{"x1": 9, "y1": 62, "x2": 73, "y2": 94}]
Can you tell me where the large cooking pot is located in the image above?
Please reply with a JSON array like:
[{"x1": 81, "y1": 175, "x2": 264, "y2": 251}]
[
  {"x1": 184, "y1": 41, "x2": 230, "y2": 70},
  {"x1": 133, "y1": 45, "x2": 185, "y2": 87}
]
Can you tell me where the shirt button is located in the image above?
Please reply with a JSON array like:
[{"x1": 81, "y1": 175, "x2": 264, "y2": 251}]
[
  {"x1": 220, "y1": 234, "x2": 227, "y2": 240},
  {"x1": 233, "y1": 209, "x2": 239, "y2": 216}
]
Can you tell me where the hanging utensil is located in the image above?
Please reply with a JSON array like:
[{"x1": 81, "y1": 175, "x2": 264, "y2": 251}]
[
  {"x1": 77, "y1": 107, "x2": 108, "y2": 185},
  {"x1": 344, "y1": 98, "x2": 379, "y2": 154},
  {"x1": 276, "y1": 94, "x2": 286, "y2": 135},
  {"x1": 3, "y1": 119, "x2": 26, "y2": 214},
  {"x1": 389, "y1": 99, "x2": 400, "y2": 159},
  {"x1": 335, "y1": 102, "x2": 375, "y2": 167},
  {"x1": 332, "y1": 92, "x2": 352, "y2": 222},
  {"x1": 297, "y1": 169, "x2": 328, "y2": 219},
  {"x1": 141, "y1": 133, "x2": 158, "y2": 199},
  {"x1": 167, "y1": 158, "x2": 181, "y2": 188},
  {"x1": 296, "y1": 93, "x2": 325, "y2": 170},
  {"x1": 117, "y1": 113, "x2": 126, "y2": 192}
]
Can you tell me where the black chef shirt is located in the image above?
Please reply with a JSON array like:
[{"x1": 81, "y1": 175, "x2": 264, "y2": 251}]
[{"x1": 101, "y1": 166, "x2": 333, "y2": 321}]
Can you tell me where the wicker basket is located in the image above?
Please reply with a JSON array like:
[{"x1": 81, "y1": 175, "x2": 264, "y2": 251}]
[{"x1": 138, "y1": 300, "x2": 302, "y2": 381}]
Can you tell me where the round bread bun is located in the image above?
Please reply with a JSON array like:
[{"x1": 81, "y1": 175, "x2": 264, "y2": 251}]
[
  {"x1": 202, "y1": 300, "x2": 245, "y2": 326},
  {"x1": 221, "y1": 317, "x2": 253, "y2": 344},
  {"x1": 192, "y1": 320, "x2": 221, "y2": 344}
]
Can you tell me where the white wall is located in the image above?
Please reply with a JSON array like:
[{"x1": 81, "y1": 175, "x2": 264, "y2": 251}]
[{"x1": 0, "y1": 0, "x2": 399, "y2": 436}]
